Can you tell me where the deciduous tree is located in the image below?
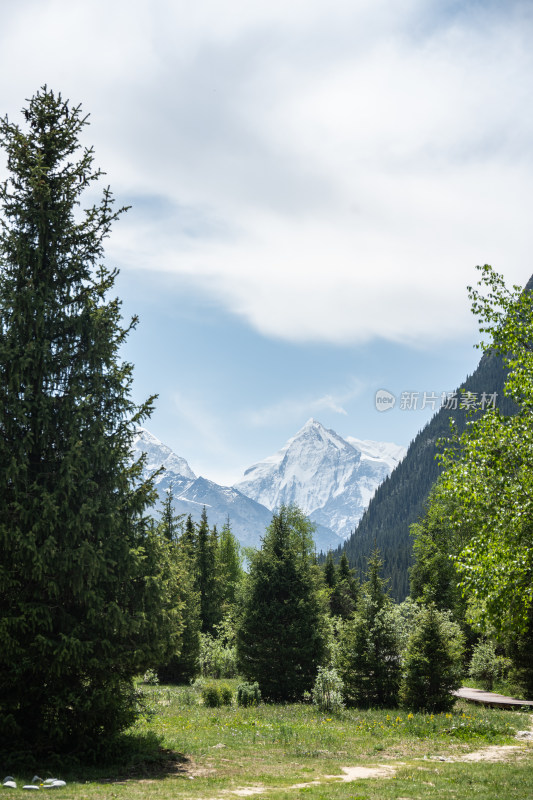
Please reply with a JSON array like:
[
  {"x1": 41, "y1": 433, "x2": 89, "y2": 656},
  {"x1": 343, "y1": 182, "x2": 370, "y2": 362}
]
[{"x1": 436, "y1": 265, "x2": 533, "y2": 637}]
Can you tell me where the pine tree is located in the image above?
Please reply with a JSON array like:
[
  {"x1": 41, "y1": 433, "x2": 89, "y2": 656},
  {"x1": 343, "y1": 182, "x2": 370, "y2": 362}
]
[
  {"x1": 236, "y1": 507, "x2": 325, "y2": 702},
  {"x1": 339, "y1": 550, "x2": 401, "y2": 707},
  {"x1": 323, "y1": 552, "x2": 337, "y2": 590},
  {"x1": 156, "y1": 492, "x2": 200, "y2": 684},
  {"x1": 0, "y1": 88, "x2": 181, "y2": 756},
  {"x1": 330, "y1": 553, "x2": 359, "y2": 619},
  {"x1": 160, "y1": 483, "x2": 185, "y2": 541},
  {"x1": 195, "y1": 507, "x2": 222, "y2": 632},
  {"x1": 217, "y1": 517, "x2": 243, "y2": 611},
  {"x1": 183, "y1": 513, "x2": 196, "y2": 553},
  {"x1": 400, "y1": 604, "x2": 464, "y2": 712}
]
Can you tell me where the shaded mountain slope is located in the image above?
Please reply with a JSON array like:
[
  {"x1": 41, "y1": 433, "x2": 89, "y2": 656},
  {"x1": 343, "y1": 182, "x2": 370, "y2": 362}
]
[{"x1": 336, "y1": 348, "x2": 517, "y2": 601}]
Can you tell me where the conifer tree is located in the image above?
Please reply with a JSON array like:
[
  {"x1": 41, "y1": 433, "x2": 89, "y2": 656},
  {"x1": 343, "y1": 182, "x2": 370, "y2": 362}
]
[
  {"x1": 330, "y1": 553, "x2": 359, "y2": 619},
  {"x1": 323, "y1": 552, "x2": 337, "y2": 590},
  {"x1": 236, "y1": 507, "x2": 325, "y2": 702},
  {"x1": 194, "y1": 507, "x2": 222, "y2": 632},
  {"x1": 183, "y1": 513, "x2": 196, "y2": 553},
  {"x1": 160, "y1": 483, "x2": 185, "y2": 541},
  {"x1": 0, "y1": 88, "x2": 181, "y2": 756},
  {"x1": 217, "y1": 517, "x2": 243, "y2": 611},
  {"x1": 400, "y1": 604, "x2": 464, "y2": 712},
  {"x1": 339, "y1": 550, "x2": 401, "y2": 707},
  {"x1": 155, "y1": 492, "x2": 200, "y2": 684}
]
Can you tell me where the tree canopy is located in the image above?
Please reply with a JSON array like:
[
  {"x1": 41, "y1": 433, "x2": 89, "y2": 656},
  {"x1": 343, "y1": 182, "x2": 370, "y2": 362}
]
[
  {"x1": 426, "y1": 265, "x2": 533, "y2": 637},
  {"x1": 0, "y1": 88, "x2": 181, "y2": 757}
]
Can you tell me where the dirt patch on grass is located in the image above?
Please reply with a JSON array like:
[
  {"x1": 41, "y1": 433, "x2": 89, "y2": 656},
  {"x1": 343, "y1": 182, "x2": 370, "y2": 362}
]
[
  {"x1": 456, "y1": 745, "x2": 523, "y2": 762},
  {"x1": 325, "y1": 765, "x2": 397, "y2": 781}
]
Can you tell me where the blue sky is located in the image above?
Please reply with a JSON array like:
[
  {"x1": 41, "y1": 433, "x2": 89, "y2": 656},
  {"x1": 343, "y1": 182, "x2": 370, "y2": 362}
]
[{"x1": 1, "y1": 0, "x2": 533, "y2": 484}]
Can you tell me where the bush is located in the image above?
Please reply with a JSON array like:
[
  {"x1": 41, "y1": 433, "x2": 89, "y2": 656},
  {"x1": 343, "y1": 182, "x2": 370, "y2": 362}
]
[
  {"x1": 201, "y1": 682, "x2": 233, "y2": 707},
  {"x1": 237, "y1": 682, "x2": 262, "y2": 707},
  {"x1": 202, "y1": 684, "x2": 221, "y2": 707},
  {"x1": 198, "y1": 628, "x2": 238, "y2": 678},
  {"x1": 142, "y1": 669, "x2": 160, "y2": 686},
  {"x1": 401, "y1": 604, "x2": 464, "y2": 713},
  {"x1": 469, "y1": 639, "x2": 511, "y2": 690},
  {"x1": 311, "y1": 667, "x2": 344, "y2": 713},
  {"x1": 220, "y1": 684, "x2": 233, "y2": 705}
]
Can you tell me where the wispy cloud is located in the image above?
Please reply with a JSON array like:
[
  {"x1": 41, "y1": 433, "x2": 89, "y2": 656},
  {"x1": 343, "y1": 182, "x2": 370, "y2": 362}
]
[{"x1": 247, "y1": 380, "x2": 365, "y2": 428}]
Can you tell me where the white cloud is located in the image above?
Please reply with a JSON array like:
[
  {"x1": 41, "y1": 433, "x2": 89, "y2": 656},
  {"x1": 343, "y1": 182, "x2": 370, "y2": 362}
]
[
  {"x1": 247, "y1": 380, "x2": 365, "y2": 428},
  {"x1": 1, "y1": 0, "x2": 532, "y2": 345}
]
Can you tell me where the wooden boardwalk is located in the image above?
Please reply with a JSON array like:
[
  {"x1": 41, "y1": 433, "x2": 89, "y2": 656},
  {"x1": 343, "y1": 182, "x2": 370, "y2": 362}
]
[{"x1": 454, "y1": 687, "x2": 533, "y2": 710}]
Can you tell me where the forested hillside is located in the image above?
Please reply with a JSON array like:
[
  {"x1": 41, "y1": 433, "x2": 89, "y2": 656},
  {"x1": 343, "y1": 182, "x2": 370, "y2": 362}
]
[{"x1": 335, "y1": 294, "x2": 530, "y2": 599}]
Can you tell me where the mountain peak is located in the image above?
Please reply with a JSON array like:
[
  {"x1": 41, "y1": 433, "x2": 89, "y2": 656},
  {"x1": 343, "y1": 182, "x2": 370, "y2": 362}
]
[
  {"x1": 302, "y1": 417, "x2": 322, "y2": 429},
  {"x1": 291, "y1": 418, "x2": 355, "y2": 455},
  {"x1": 235, "y1": 421, "x2": 404, "y2": 535},
  {"x1": 132, "y1": 427, "x2": 196, "y2": 481}
]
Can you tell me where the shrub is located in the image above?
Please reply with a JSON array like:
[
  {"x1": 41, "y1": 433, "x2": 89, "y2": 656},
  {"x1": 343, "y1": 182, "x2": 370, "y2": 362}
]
[
  {"x1": 468, "y1": 639, "x2": 511, "y2": 690},
  {"x1": 198, "y1": 629, "x2": 238, "y2": 678},
  {"x1": 237, "y1": 682, "x2": 262, "y2": 707},
  {"x1": 202, "y1": 684, "x2": 222, "y2": 707},
  {"x1": 311, "y1": 667, "x2": 344, "y2": 713},
  {"x1": 220, "y1": 684, "x2": 233, "y2": 705},
  {"x1": 142, "y1": 669, "x2": 160, "y2": 686},
  {"x1": 401, "y1": 604, "x2": 464, "y2": 713},
  {"x1": 201, "y1": 682, "x2": 233, "y2": 707}
]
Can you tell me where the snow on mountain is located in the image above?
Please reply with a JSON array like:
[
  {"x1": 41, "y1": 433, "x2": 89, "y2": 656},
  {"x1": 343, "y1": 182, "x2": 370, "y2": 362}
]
[
  {"x1": 234, "y1": 419, "x2": 405, "y2": 540},
  {"x1": 131, "y1": 427, "x2": 343, "y2": 552},
  {"x1": 131, "y1": 422, "x2": 405, "y2": 551},
  {"x1": 132, "y1": 428, "x2": 196, "y2": 483},
  {"x1": 346, "y1": 437, "x2": 406, "y2": 471}
]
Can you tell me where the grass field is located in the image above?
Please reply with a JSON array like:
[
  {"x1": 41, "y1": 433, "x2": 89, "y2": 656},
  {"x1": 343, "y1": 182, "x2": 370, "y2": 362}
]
[{"x1": 4, "y1": 682, "x2": 533, "y2": 800}]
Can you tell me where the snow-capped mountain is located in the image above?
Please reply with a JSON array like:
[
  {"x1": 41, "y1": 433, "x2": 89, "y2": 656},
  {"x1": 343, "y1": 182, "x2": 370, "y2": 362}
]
[
  {"x1": 134, "y1": 428, "x2": 196, "y2": 483},
  {"x1": 131, "y1": 428, "x2": 344, "y2": 551},
  {"x1": 234, "y1": 419, "x2": 405, "y2": 539},
  {"x1": 132, "y1": 421, "x2": 405, "y2": 551}
]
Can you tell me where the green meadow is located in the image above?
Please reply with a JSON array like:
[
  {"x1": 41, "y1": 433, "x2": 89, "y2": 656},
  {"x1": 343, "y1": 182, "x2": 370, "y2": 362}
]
[{"x1": 5, "y1": 681, "x2": 532, "y2": 800}]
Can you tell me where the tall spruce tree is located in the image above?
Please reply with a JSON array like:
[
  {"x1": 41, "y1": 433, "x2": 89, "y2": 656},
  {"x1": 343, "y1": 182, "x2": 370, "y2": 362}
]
[
  {"x1": 217, "y1": 517, "x2": 243, "y2": 612},
  {"x1": 339, "y1": 550, "x2": 401, "y2": 707},
  {"x1": 0, "y1": 88, "x2": 181, "y2": 756},
  {"x1": 330, "y1": 553, "x2": 359, "y2": 619},
  {"x1": 400, "y1": 604, "x2": 464, "y2": 712},
  {"x1": 236, "y1": 506, "x2": 325, "y2": 702},
  {"x1": 195, "y1": 507, "x2": 222, "y2": 633}
]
